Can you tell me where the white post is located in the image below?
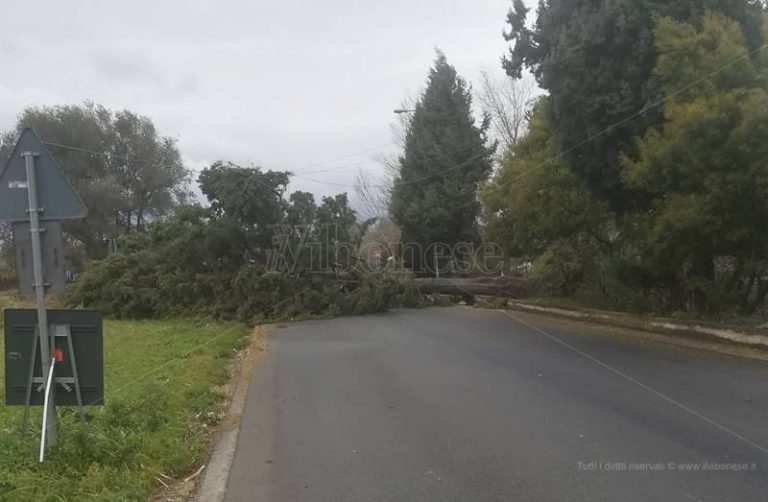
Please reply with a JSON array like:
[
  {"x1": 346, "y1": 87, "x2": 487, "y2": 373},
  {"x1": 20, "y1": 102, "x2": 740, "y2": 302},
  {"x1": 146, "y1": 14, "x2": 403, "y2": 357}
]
[
  {"x1": 22, "y1": 151, "x2": 57, "y2": 448},
  {"x1": 39, "y1": 357, "x2": 56, "y2": 462}
]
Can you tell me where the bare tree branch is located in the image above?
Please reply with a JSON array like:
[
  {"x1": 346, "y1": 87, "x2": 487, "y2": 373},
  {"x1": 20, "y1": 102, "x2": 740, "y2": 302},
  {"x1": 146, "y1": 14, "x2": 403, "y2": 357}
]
[
  {"x1": 476, "y1": 68, "x2": 537, "y2": 158},
  {"x1": 353, "y1": 168, "x2": 392, "y2": 221},
  {"x1": 352, "y1": 94, "x2": 418, "y2": 221}
]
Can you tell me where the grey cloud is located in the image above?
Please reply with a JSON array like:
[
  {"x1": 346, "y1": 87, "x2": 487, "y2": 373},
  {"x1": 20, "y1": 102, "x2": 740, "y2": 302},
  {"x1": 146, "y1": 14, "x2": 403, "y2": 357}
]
[
  {"x1": 0, "y1": 0, "x2": 533, "y2": 203},
  {"x1": 89, "y1": 49, "x2": 160, "y2": 85}
]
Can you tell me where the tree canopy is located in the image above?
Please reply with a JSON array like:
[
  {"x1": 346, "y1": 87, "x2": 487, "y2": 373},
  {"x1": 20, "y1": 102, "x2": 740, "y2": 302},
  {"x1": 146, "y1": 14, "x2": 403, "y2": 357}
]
[
  {"x1": 623, "y1": 11, "x2": 768, "y2": 312},
  {"x1": 503, "y1": 0, "x2": 765, "y2": 212},
  {"x1": 0, "y1": 103, "x2": 190, "y2": 258},
  {"x1": 490, "y1": 4, "x2": 768, "y2": 315},
  {"x1": 482, "y1": 97, "x2": 612, "y2": 295}
]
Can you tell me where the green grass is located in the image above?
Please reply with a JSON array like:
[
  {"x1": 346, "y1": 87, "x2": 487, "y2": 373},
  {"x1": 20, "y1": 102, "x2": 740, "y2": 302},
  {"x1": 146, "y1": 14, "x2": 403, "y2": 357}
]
[{"x1": 0, "y1": 293, "x2": 250, "y2": 501}]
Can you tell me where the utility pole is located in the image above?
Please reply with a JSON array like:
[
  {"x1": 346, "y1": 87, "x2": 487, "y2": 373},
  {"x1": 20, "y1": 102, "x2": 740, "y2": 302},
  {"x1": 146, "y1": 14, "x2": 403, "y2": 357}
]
[{"x1": 22, "y1": 150, "x2": 56, "y2": 447}]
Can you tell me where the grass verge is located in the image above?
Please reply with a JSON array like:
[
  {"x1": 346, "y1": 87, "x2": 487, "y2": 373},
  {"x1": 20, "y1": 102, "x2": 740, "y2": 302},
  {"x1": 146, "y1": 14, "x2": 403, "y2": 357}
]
[{"x1": 0, "y1": 293, "x2": 250, "y2": 501}]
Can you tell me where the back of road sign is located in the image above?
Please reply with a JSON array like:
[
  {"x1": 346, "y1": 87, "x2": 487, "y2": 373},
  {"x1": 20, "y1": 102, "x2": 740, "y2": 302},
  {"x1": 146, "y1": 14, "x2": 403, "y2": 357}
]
[
  {"x1": 12, "y1": 220, "x2": 67, "y2": 296},
  {"x1": 0, "y1": 128, "x2": 87, "y2": 221},
  {"x1": 4, "y1": 309, "x2": 104, "y2": 407}
]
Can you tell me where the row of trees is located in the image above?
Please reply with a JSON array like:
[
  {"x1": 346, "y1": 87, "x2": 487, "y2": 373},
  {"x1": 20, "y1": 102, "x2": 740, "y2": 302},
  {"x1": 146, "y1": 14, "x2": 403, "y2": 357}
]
[
  {"x1": 484, "y1": 2, "x2": 768, "y2": 315},
  {"x1": 0, "y1": 103, "x2": 190, "y2": 261},
  {"x1": 0, "y1": 103, "x2": 191, "y2": 286},
  {"x1": 0, "y1": 103, "x2": 420, "y2": 321},
  {"x1": 379, "y1": 1, "x2": 768, "y2": 316}
]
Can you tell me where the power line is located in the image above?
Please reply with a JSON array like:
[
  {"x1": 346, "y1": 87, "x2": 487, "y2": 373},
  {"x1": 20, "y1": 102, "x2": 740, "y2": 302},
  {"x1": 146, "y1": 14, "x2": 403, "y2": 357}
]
[
  {"x1": 293, "y1": 148, "x2": 491, "y2": 188},
  {"x1": 296, "y1": 162, "x2": 387, "y2": 176},
  {"x1": 41, "y1": 131, "x2": 494, "y2": 191},
  {"x1": 290, "y1": 143, "x2": 395, "y2": 173},
  {"x1": 362, "y1": 41, "x2": 768, "y2": 199},
  {"x1": 301, "y1": 41, "x2": 768, "y2": 195},
  {"x1": 6, "y1": 33, "x2": 763, "y2": 203},
  {"x1": 42, "y1": 141, "x2": 179, "y2": 179}
]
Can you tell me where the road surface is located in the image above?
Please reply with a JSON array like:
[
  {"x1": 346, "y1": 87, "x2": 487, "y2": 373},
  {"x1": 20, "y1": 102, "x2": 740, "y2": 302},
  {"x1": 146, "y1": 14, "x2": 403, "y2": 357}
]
[{"x1": 225, "y1": 307, "x2": 768, "y2": 502}]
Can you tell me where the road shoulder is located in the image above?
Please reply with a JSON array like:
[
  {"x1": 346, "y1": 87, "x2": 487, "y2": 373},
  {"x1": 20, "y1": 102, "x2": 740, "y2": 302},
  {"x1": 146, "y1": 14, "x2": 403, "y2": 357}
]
[
  {"x1": 475, "y1": 305, "x2": 768, "y2": 362},
  {"x1": 191, "y1": 325, "x2": 271, "y2": 502}
]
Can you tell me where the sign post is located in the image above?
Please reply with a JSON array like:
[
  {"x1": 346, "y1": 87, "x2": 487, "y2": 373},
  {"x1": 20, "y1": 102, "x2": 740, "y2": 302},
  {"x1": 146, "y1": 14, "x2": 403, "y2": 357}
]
[
  {"x1": 21, "y1": 150, "x2": 57, "y2": 446},
  {"x1": 0, "y1": 128, "x2": 93, "y2": 460},
  {"x1": 13, "y1": 220, "x2": 66, "y2": 297}
]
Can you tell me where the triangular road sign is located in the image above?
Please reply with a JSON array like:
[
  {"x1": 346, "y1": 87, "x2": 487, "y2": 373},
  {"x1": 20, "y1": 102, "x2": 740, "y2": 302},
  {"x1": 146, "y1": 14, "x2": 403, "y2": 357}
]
[{"x1": 0, "y1": 128, "x2": 87, "y2": 221}]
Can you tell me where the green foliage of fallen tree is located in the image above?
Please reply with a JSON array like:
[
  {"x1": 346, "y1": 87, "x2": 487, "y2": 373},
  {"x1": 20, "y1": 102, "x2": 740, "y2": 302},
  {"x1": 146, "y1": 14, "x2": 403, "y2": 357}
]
[{"x1": 64, "y1": 165, "x2": 423, "y2": 322}]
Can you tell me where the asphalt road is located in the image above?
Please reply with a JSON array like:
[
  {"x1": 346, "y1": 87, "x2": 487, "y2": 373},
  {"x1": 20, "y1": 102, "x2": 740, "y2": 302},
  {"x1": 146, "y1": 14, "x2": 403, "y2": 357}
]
[{"x1": 225, "y1": 307, "x2": 768, "y2": 502}]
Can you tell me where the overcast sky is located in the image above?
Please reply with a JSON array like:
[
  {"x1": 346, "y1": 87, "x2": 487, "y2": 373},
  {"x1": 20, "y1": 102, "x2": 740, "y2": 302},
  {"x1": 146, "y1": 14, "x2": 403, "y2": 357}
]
[{"x1": 0, "y1": 0, "x2": 526, "y2": 201}]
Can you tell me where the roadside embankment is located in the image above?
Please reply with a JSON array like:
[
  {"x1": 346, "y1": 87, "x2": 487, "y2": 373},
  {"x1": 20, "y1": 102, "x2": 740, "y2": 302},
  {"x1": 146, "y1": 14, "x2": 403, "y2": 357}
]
[{"x1": 470, "y1": 296, "x2": 768, "y2": 358}]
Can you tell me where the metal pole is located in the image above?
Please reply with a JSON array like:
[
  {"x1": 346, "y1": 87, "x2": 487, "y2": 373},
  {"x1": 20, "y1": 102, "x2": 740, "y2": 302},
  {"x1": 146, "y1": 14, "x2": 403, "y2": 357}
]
[
  {"x1": 22, "y1": 151, "x2": 56, "y2": 447},
  {"x1": 62, "y1": 326, "x2": 88, "y2": 430}
]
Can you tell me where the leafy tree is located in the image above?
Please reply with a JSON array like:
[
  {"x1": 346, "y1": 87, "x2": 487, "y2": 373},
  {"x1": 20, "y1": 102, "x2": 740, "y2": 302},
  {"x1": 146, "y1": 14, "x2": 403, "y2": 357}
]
[
  {"x1": 0, "y1": 103, "x2": 189, "y2": 258},
  {"x1": 623, "y1": 11, "x2": 768, "y2": 312},
  {"x1": 390, "y1": 51, "x2": 494, "y2": 271},
  {"x1": 286, "y1": 191, "x2": 317, "y2": 227},
  {"x1": 482, "y1": 97, "x2": 612, "y2": 294},
  {"x1": 476, "y1": 68, "x2": 537, "y2": 158},
  {"x1": 198, "y1": 161, "x2": 290, "y2": 228},
  {"x1": 503, "y1": 0, "x2": 765, "y2": 212},
  {"x1": 649, "y1": 0, "x2": 766, "y2": 50},
  {"x1": 198, "y1": 161, "x2": 290, "y2": 260},
  {"x1": 315, "y1": 193, "x2": 358, "y2": 273},
  {"x1": 110, "y1": 110, "x2": 188, "y2": 231}
]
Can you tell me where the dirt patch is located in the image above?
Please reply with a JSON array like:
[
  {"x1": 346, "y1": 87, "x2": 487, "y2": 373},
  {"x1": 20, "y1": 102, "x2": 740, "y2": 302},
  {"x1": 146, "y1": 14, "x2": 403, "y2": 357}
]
[{"x1": 149, "y1": 324, "x2": 271, "y2": 502}]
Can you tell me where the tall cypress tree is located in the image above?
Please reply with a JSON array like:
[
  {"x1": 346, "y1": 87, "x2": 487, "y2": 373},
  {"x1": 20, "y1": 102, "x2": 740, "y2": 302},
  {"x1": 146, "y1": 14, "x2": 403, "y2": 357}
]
[{"x1": 390, "y1": 51, "x2": 494, "y2": 272}]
